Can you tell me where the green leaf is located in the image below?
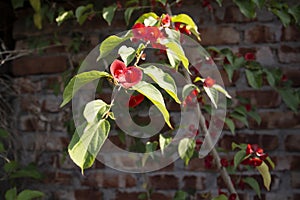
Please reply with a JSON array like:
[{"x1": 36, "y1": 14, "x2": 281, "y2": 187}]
[
  {"x1": 232, "y1": 142, "x2": 247, "y2": 150},
  {"x1": 0, "y1": 128, "x2": 9, "y2": 138},
  {"x1": 234, "y1": 0, "x2": 256, "y2": 18},
  {"x1": 252, "y1": 0, "x2": 265, "y2": 9},
  {"x1": 60, "y1": 71, "x2": 111, "y2": 107},
  {"x1": 156, "y1": 0, "x2": 167, "y2": 6},
  {"x1": 245, "y1": 69, "x2": 263, "y2": 89},
  {"x1": 143, "y1": 65, "x2": 181, "y2": 103},
  {"x1": 256, "y1": 161, "x2": 271, "y2": 191},
  {"x1": 11, "y1": 0, "x2": 25, "y2": 9},
  {"x1": 4, "y1": 161, "x2": 18, "y2": 173},
  {"x1": 278, "y1": 88, "x2": 299, "y2": 112},
  {"x1": 29, "y1": 0, "x2": 40, "y2": 12},
  {"x1": 171, "y1": 14, "x2": 200, "y2": 40},
  {"x1": 135, "y1": 12, "x2": 159, "y2": 24},
  {"x1": 124, "y1": 7, "x2": 137, "y2": 25},
  {"x1": 225, "y1": 118, "x2": 235, "y2": 135},
  {"x1": 99, "y1": 33, "x2": 132, "y2": 60},
  {"x1": 138, "y1": 193, "x2": 147, "y2": 200},
  {"x1": 230, "y1": 112, "x2": 249, "y2": 127},
  {"x1": 264, "y1": 69, "x2": 276, "y2": 87},
  {"x1": 132, "y1": 81, "x2": 172, "y2": 128},
  {"x1": 216, "y1": 0, "x2": 223, "y2": 6},
  {"x1": 243, "y1": 177, "x2": 261, "y2": 199},
  {"x1": 17, "y1": 190, "x2": 44, "y2": 200},
  {"x1": 75, "y1": 4, "x2": 93, "y2": 25},
  {"x1": 0, "y1": 142, "x2": 5, "y2": 153},
  {"x1": 212, "y1": 84, "x2": 232, "y2": 99},
  {"x1": 182, "y1": 84, "x2": 198, "y2": 100},
  {"x1": 118, "y1": 45, "x2": 136, "y2": 66},
  {"x1": 83, "y1": 100, "x2": 110, "y2": 123},
  {"x1": 178, "y1": 138, "x2": 195, "y2": 165},
  {"x1": 165, "y1": 41, "x2": 189, "y2": 71},
  {"x1": 272, "y1": 8, "x2": 291, "y2": 27},
  {"x1": 56, "y1": 11, "x2": 74, "y2": 26},
  {"x1": 223, "y1": 64, "x2": 235, "y2": 82},
  {"x1": 234, "y1": 149, "x2": 246, "y2": 169},
  {"x1": 102, "y1": 4, "x2": 117, "y2": 26},
  {"x1": 220, "y1": 48, "x2": 234, "y2": 64},
  {"x1": 212, "y1": 194, "x2": 228, "y2": 200},
  {"x1": 204, "y1": 86, "x2": 218, "y2": 108},
  {"x1": 288, "y1": 5, "x2": 300, "y2": 24},
  {"x1": 247, "y1": 110, "x2": 261, "y2": 125},
  {"x1": 33, "y1": 13, "x2": 42, "y2": 29},
  {"x1": 266, "y1": 156, "x2": 275, "y2": 169},
  {"x1": 10, "y1": 164, "x2": 43, "y2": 180},
  {"x1": 159, "y1": 134, "x2": 172, "y2": 155},
  {"x1": 234, "y1": 106, "x2": 247, "y2": 116},
  {"x1": 174, "y1": 190, "x2": 189, "y2": 200},
  {"x1": 5, "y1": 187, "x2": 17, "y2": 200},
  {"x1": 68, "y1": 120, "x2": 110, "y2": 173}
]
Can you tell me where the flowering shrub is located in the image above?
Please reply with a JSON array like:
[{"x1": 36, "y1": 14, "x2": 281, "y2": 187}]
[{"x1": 56, "y1": 0, "x2": 300, "y2": 199}]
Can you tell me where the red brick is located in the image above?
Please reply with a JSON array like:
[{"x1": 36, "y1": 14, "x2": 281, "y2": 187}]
[
  {"x1": 74, "y1": 189, "x2": 102, "y2": 200},
  {"x1": 222, "y1": 5, "x2": 253, "y2": 23},
  {"x1": 19, "y1": 115, "x2": 46, "y2": 131},
  {"x1": 285, "y1": 135, "x2": 300, "y2": 152},
  {"x1": 199, "y1": 26, "x2": 240, "y2": 45},
  {"x1": 13, "y1": 77, "x2": 42, "y2": 93},
  {"x1": 252, "y1": 111, "x2": 300, "y2": 129},
  {"x1": 149, "y1": 174, "x2": 179, "y2": 189},
  {"x1": 245, "y1": 25, "x2": 279, "y2": 43},
  {"x1": 291, "y1": 172, "x2": 300, "y2": 189},
  {"x1": 255, "y1": 46, "x2": 276, "y2": 66},
  {"x1": 278, "y1": 45, "x2": 300, "y2": 63},
  {"x1": 151, "y1": 192, "x2": 172, "y2": 200},
  {"x1": 281, "y1": 26, "x2": 300, "y2": 41},
  {"x1": 219, "y1": 134, "x2": 278, "y2": 151},
  {"x1": 115, "y1": 192, "x2": 141, "y2": 200},
  {"x1": 236, "y1": 90, "x2": 281, "y2": 108},
  {"x1": 291, "y1": 156, "x2": 300, "y2": 170},
  {"x1": 12, "y1": 55, "x2": 68, "y2": 76},
  {"x1": 282, "y1": 68, "x2": 300, "y2": 86},
  {"x1": 183, "y1": 175, "x2": 205, "y2": 190},
  {"x1": 43, "y1": 171, "x2": 72, "y2": 184}
]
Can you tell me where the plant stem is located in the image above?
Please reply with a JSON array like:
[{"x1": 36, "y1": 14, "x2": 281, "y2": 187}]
[{"x1": 165, "y1": 3, "x2": 239, "y2": 199}]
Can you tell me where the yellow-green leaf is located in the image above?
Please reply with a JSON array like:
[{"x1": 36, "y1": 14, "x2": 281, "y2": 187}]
[{"x1": 256, "y1": 161, "x2": 271, "y2": 191}]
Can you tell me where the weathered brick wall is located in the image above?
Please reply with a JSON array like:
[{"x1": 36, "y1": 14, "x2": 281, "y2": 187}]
[{"x1": 9, "y1": 0, "x2": 300, "y2": 199}]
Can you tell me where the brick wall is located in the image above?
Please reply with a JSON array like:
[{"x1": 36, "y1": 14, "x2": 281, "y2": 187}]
[{"x1": 8, "y1": 0, "x2": 300, "y2": 199}]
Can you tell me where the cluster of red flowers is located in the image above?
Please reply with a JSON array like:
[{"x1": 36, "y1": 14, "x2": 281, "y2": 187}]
[
  {"x1": 110, "y1": 59, "x2": 143, "y2": 89},
  {"x1": 242, "y1": 144, "x2": 268, "y2": 167},
  {"x1": 183, "y1": 89, "x2": 199, "y2": 107},
  {"x1": 204, "y1": 76, "x2": 216, "y2": 88}
]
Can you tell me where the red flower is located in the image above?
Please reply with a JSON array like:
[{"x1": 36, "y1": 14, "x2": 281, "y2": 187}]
[
  {"x1": 110, "y1": 60, "x2": 143, "y2": 88},
  {"x1": 244, "y1": 52, "x2": 256, "y2": 61},
  {"x1": 281, "y1": 74, "x2": 288, "y2": 82},
  {"x1": 204, "y1": 76, "x2": 216, "y2": 88},
  {"x1": 161, "y1": 14, "x2": 171, "y2": 27},
  {"x1": 229, "y1": 193, "x2": 237, "y2": 200},
  {"x1": 183, "y1": 89, "x2": 198, "y2": 107},
  {"x1": 132, "y1": 23, "x2": 162, "y2": 43},
  {"x1": 245, "y1": 104, "x2": 252, "y2": 112},
  {"x1": 221, "y1": 158, "x2": 229, "y2": 167},
  {"x1": 128, "y1": 94, "x2": 144, "y2": 108},
  {"x1": 174, "y1": 22, "x2": 191, "y2": 35},
  {"x1": 242, "y1": 144, "x2": 267, "y2": 167}
]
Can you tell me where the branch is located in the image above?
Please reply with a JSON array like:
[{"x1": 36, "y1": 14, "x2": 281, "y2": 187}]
[{"x1": 165, "y1": 3, "x2": 239, "y2": 199}]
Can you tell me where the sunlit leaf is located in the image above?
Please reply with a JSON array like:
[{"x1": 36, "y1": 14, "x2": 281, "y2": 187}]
[
  {"x1": 143, "y1": 65, "x2": 181, "y2": 103},
  {"x1": 256, "y1": 161, "x2": 271, "y2": 191},
  {"x1": 118, "y1": 45, "x2": 136, "y2": 66},
  {"x1": 132, "y1": 81, "x2": 172, "y2": 128},
  {"x1": 68, "y1": 120, "x2": 110, "y2": 173},
  {"x1": 56, "y1": 11, "x2": 74, "y2": 26},
  {"x1": 102, "y1": 4, "x2": 117, "y2": 26},
  {"x1": 61, "y1": 71, "x2": 111, "y2": 107}
]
